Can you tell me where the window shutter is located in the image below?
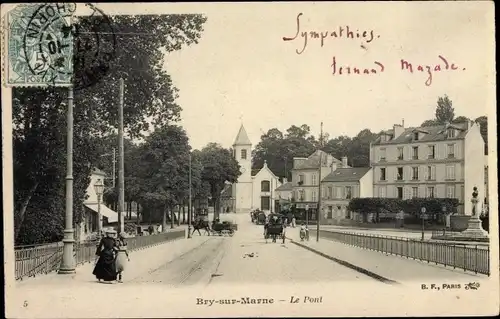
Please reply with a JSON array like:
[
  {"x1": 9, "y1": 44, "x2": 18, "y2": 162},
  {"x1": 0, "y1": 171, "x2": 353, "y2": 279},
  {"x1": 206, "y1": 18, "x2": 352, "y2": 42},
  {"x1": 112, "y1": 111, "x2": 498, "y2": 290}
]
[
  {"x1": 419, "y1": 166, "x2": 424, "y2": 181},
  {"x1": 456, "y1": 142, "x2": 462, "y2": 159},
  {"x1": 431, "y1": 166, "x2": 436, "y2": 180}
]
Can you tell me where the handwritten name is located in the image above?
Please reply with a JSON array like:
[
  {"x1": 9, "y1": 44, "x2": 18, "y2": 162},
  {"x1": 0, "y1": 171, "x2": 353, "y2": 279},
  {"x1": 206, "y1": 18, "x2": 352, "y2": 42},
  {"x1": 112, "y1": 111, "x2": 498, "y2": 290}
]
[
  {"x1": 331, "y1": 55, "x2": 464, "y2": 86},
  {"x1": 283, "y1": 13, "x2": 380, "y2": 54}
]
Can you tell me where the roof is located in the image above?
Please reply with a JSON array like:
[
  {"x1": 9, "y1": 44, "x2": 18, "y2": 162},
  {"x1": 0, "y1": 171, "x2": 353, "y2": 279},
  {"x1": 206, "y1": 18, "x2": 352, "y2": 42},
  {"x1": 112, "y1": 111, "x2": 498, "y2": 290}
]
[
  {"x1": 233, "y1": 125, "x2": 252, "y2": 146},
  {"x1": 275, "y1": 182, "x2": 292, "y2": 191},
  {"x1": 373, "y1": 122, "x2": 469, "y2": 145},
  {"x1": 251, "y1": 169, "x2": 260, "y2": 176},
  {"x1": 292, "y1": 150, "x2": 341, "y2": 170},
  {"x1": 322, "y1": 167, "x2": 371, "y2": 182},
  {"x1": 220, "y1": 184, "x2": 233, "y2": 198},
  {"x1": 93, "y1": 167, "x2": 107, "y2": 176}
]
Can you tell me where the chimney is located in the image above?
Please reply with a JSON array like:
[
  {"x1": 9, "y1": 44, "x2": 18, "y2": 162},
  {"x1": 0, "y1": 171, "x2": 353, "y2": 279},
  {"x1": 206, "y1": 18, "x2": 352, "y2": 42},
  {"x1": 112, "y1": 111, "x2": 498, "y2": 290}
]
[
  {"x1": 283, "y1": 177, "x2": 288, "y2": 184},
  {"x1": 331, "y1": 162, "x2": 338, "y2": 172},
  {"x1": 341, "y1": 156, "x2": 348, "y2": 168},
  {"x1": 393, "y1": 124, "x2": 404, "y2": 139}
]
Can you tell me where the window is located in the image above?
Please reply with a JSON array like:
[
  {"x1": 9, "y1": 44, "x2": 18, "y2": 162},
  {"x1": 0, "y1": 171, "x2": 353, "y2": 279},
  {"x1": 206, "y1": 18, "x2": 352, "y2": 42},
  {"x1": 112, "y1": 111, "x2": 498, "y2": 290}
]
[
  {"x1": 397, "y1": 187, "x2": 403, "y2": 199},
  {"x1": 412, "y1": 167, "x2": 419, "y2": 180},
  {"x1": 447, "y1": 128, "x2": 456, "y2": 138},
  {"x1": 241, "y1": 149, "x2": 247, "y2": 159},
  {"x1": 378, "y1": 186, "x2": 386, "y2": 198},
  {"x1": 345, "y1": 186, "x2": 352, "y2": 199},
  {"x1": 427, "y1": 166, "x2": 432, "y2": 180},
  {"x1": 327, "y1": 206, "x2": 333, "y2": 219},
  {"x1": 397, "y1": 147, "x2": 404, "y2": 160},
  {"x1": 445, "y1": 165, "x2": 455, "y2": 180},
  {"x1": 312, "y1": 190, "x2": 317, "y2": 202},
  {"x1": 261, "y1": 180, "x2": 270, "y2": 192},
  {"x1": 412, "y1": 187, "x2": 418, "y2": 198},
  {"x1": 298, "y1": 190, "x2": 305, "y2": 201},
  {"x1": 447, "y1": 144, "x2": 455, "y2": 158},
  {"x1": 412, "y1": 146, "x2": 418, "y2": 160},
  {"x1": 446, "y1": 185, "x2": 455, "y2": 198},
  {"x1": 312, "y1": 174, "x2": 317, "y2": 185},
  {"x1": 413, "y1": 132, "x2": 419, "y2": 141},
  {"x1": 397, "y1": 167, "x2": 403, "y2": 180},
  {"x1": 298, "y1": 174, "x2": 305, "y2": 184},
  {"x1": 428, "y1": 145, "x2": 435, "y2": 159},
  {"x1": 336, "y1": 187, "x2": 342, "y2": 199},
  {"x1": 427, "y1": 187, "x2": 435, "y2": 198},
  {"x1": 321, "y1": 186, "x2": 326, "y2": 199},
  {"x1": 328, "y1": 186, "x2": 333, "y2": 199},
  {"x1": 380, "y1": 168, "x2": 386, "y2": 181},
  {"x1": 379, "y1": 148, "x2": 386, "y2": 161}
]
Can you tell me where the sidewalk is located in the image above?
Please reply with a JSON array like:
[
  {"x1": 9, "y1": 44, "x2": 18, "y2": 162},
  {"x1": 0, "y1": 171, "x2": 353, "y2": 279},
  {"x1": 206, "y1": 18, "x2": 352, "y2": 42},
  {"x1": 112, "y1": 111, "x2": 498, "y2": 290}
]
[
  {"x1": 15, "y1": 234, "x2": 209, "y2": 290},
  {"x1": 286, "y1": 230, "x2": 487, "y2": 285}
]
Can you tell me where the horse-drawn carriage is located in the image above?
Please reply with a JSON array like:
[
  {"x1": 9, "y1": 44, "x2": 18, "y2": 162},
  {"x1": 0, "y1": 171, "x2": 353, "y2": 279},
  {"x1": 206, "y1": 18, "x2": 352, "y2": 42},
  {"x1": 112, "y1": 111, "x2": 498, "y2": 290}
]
[
  {"x1": 211, "y1": 220, "x2": 236, "y2": 236},
  {"x1": 251, "y1": 210, "x2": 267, "y2": 225},
  {"x1": 264, "y1": 213, "x2": 285, "y2": 244}
]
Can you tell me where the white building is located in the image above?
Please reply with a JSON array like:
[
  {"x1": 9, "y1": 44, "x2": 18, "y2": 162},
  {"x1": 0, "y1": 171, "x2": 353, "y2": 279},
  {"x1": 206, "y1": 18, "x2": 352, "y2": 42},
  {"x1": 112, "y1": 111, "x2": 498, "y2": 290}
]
[{"x1": 230, "y1": 125, "x2": 281, "y2": 213}]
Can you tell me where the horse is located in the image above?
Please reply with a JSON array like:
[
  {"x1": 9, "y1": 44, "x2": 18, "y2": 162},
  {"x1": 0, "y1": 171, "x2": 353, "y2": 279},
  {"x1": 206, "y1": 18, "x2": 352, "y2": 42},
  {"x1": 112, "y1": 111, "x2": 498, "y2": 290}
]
[{"x1": 191, "y1": 219, "x2": 211, "y2": 236}]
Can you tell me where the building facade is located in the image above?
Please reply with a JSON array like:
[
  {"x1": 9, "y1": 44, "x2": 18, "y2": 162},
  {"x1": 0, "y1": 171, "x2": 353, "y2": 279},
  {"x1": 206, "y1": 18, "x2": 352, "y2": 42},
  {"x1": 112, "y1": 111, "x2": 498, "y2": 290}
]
[
  {"x1": 370, "y1": 121, "x2": 484, "y2": 215},
  {"x1": 231, "y1": 125, "x2": 281, "y2": 213},
  {"x1": 275, "y1": 178, "x2": 293, "y2": 211},
  {"x1": 291, "y1": 150, "x2": 346, "y2": 220},
  {"x1": 320, "y1": 166, "x2": 373, "y2": 225}
]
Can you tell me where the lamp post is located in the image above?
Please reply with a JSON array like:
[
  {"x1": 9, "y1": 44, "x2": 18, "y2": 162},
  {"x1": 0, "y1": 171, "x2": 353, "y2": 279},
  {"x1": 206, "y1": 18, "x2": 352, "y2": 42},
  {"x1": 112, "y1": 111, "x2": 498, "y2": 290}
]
[
  {"x1": 420, "y1": 207, "x2": 426, "y2": 241},
  {"x1": 58, "y1": 88, "x2": 76, "y2": 275},
  {"x1": 94, "y1": 178, "x2": 105, "y2": 237},
  {"x1": 188, "y1": 152, "x2": 192, "y2": 238}
]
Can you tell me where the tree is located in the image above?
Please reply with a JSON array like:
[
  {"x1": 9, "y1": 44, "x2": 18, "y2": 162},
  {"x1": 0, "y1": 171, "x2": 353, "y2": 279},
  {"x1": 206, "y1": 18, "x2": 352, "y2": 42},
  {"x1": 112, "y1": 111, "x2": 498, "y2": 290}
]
[
  {"x1": 475, "y1": 116, "x2": 488, "y2": 155},
  {"x1": 452, "y1": 116, "x2": 470, "y2": 123},
  {"x1": 435, "y1": 95, "x2": 455, "y2": 124},
  {"x1": 420, "y1": 119, "x2": 439, "y2": 127},
  {"x1": 12, "y1": 14, "x2": 207, "y2": 245},
  {"x1": 198, "y1": 143, "x2": 241, "y2": 219}
]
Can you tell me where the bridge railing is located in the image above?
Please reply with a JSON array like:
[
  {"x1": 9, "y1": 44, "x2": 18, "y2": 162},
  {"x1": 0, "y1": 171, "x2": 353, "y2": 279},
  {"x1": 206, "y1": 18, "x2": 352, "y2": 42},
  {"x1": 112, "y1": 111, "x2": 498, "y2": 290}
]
[
  {"x1": 312, "y1": 230, "x2": 490, "y2": 276},
  {"x1": 15, "y1": 229, "x2": 186, "y2": 281}
]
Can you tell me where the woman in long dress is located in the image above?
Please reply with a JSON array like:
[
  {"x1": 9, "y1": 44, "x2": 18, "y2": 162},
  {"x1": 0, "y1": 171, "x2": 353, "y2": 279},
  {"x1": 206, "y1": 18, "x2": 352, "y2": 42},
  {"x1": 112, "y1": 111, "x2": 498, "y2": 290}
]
[
  {"x1": 93, "y1": 229, "x2": 118, "y2": 282},
  {"x1": 115, "y1": 232, "x2": 130, "y2": 283}
]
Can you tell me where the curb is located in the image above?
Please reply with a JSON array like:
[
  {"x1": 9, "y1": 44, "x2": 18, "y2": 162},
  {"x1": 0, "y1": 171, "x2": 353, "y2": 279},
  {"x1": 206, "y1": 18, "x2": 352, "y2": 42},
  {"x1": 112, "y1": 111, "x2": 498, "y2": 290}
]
[{"x1": 287, "y1": 237, "x2": 399, "y2": 285}]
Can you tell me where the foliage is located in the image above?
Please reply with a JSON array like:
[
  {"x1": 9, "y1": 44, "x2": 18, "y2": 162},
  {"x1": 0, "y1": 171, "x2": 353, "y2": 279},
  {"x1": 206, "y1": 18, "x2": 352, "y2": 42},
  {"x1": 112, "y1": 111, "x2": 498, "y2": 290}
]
[
  {"x1": 198, "y1": 143, "x2": 241, "y2": 217},
  {"x1": 434, "y1": 95, "x2": 455, "y2": 124},
  {"x1": 12, "y1": 14, "x2": 207, "y2": 245},
  {"x1": 348, "y1": 198, "x2": 460, "y2": 215}
]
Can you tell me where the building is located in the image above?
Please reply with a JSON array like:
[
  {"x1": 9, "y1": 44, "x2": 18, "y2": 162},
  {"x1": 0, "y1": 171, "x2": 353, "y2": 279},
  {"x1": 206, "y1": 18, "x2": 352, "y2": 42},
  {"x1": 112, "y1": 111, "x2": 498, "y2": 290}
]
[
  {"x1": 370, "y1": 121, "x2": 484, "y2": 215},
  {"x1": 319, "y1": 166, "x2": 373, "y2": 225},
  {"x1": 275, "y1": 178, "x2": 293, "y2": 211},
  {"x1": 78, "y1": 168, "x2": 120, "y2": 241},
  {"x1": 291, "y1": 150, "x2": 347, "y2": 221},
  {"x1": 230, "y1": 125, "x2": 281, "y2": 213}
]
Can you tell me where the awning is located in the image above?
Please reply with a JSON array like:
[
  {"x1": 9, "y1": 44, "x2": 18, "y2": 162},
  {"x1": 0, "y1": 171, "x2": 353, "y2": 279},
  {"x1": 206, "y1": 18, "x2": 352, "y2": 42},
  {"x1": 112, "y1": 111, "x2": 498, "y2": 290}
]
[{"x1": 85, "y1": 203, "x2": 119, "y2": 223}]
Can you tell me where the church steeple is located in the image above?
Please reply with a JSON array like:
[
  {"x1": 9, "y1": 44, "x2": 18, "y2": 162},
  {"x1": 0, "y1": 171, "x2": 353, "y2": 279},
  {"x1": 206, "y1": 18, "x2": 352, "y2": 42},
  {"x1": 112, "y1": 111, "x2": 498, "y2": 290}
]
[{"x1": 233, "y1": 124, "x2": 252, "y2": 146}]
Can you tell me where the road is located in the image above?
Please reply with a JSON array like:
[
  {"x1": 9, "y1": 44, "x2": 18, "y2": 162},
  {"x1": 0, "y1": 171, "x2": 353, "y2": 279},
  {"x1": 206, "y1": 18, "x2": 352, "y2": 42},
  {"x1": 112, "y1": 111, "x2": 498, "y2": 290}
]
[{"x1": 130, "y1": 213, "x2": 377, "y2": 286}]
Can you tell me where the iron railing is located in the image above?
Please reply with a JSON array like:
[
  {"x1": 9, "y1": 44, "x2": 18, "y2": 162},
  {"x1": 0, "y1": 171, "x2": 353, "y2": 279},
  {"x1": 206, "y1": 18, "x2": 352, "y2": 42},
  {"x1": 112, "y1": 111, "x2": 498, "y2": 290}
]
[
  {"x1": 312, "y1": 230, "x2": 490, "y2": 276},
  {"x1": 15, "y1": 229, "x2": 186, "y2": 281}
]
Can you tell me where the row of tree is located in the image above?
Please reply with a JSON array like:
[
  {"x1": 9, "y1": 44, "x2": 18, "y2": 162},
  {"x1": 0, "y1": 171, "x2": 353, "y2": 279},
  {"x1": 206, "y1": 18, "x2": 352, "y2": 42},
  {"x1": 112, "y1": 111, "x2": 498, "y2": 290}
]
[
  {"x1": 13, "y1": 14, "x2": 210, "y2": 245},
  {"x1": 252, "y1": 95, "x2": 488, "y2": 179}
]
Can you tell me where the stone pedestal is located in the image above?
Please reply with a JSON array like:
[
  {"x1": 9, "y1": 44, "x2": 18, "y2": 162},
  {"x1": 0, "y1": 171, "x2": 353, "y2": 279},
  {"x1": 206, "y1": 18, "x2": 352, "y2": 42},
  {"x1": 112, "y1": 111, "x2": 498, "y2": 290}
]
[{"x1": 460, "y1": 194, "x2": 489, "y2": 239}]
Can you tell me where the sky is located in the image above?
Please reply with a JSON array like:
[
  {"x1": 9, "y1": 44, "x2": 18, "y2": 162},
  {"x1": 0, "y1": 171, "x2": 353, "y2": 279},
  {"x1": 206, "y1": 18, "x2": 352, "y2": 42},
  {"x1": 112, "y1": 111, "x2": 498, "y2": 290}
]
[{"x1": 99, "y1": 3, "x2": 494, "y2": 150}]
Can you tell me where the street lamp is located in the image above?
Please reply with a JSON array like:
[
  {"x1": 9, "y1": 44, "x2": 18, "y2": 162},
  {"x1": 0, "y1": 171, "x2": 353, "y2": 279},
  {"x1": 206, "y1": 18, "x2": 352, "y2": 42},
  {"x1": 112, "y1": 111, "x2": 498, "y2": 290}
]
[
  {"x1": 420, "y1": 207, "x2": 426, "y2": 241},
  {"x1": 94, "y1": 179, "x2": 105, "y2": 238}
]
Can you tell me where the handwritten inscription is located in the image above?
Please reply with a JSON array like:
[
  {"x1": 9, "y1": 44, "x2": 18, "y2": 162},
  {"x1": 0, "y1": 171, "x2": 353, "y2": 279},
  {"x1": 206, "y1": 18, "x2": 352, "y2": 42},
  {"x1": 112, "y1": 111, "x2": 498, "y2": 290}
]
[
  {"x1": 283, "y1": 13, "x2": 466, "y2": 86},
  {"x1": 283, "y1": 13, "x2": 380, "y2": 54}
]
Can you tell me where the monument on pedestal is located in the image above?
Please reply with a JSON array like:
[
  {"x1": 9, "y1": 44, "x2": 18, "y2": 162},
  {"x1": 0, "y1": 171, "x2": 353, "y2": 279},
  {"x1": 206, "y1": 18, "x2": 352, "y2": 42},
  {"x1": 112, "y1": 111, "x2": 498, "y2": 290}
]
[{"x1": 460, "y1": 187, "x2": 489, "y2": 239}]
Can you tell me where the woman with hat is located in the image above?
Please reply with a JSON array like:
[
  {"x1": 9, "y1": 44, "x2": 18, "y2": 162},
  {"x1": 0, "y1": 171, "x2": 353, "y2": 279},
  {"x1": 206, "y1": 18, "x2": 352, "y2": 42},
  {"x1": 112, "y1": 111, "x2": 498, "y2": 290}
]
[
  {"x1": 93, "y1": 229, "x2": 119, "y2": 282},
  {"x1": 115, "y1": 232, "x2": 130, "y2": 283}
]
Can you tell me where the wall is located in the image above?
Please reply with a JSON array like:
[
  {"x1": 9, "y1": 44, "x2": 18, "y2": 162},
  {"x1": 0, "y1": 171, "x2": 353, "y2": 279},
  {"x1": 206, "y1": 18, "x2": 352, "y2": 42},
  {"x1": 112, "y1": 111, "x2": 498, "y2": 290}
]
[
  {"x1": 463, "y1": 123, "x2": 485, "y2": 215},
  {"x1": 359, "y1": 169, "x2": 373, "y2": 198},
  {"x1": 234, "y1": 182, "x2": 253, "y2": 213}
]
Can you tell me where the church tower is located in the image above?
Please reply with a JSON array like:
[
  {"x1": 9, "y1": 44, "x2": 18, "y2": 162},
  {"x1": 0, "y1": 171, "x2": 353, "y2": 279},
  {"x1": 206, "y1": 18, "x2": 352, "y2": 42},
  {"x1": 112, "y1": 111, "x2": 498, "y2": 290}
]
[{"x1": 232, "y1": 125, "x2": 253, "y2": 213}]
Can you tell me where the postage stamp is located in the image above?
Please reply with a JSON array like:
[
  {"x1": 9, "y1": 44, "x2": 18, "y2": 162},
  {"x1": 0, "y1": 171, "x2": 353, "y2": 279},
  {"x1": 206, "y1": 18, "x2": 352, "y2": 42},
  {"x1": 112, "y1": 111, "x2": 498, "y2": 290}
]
[{"x1": 3, "y1": 3, "x2": 116, "y2": 89}]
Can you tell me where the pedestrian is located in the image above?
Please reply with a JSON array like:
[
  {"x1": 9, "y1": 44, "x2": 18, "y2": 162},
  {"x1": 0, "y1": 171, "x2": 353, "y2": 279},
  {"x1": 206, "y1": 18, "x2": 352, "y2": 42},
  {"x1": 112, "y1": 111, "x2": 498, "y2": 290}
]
[
  {"x1": 93, "y1": 229, "x2": 118, "y2": 283},
  {"x1": 115, "y1": 232, "x2": 130, "y2": 283},
  {"x1": 148, "y1": 224, "x2": 154, "y2": 235},
  {"x1": 292, "y1": 216, "x2": 296, "y2": 228},
  {"x1": 157, "y1": 223, "x2": 162, "y2": 233}
]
